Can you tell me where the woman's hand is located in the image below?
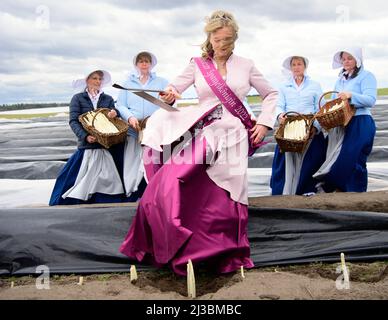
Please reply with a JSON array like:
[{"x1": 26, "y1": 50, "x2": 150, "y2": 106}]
[
  {"x1": 86, "y1": 135, "x2": 97, "y2": 143},
  {"x1": 250, "y1": 124, "x2": 269, "y2": 145},
  {"x1": 338, "y1": 91, "x2": 352, "y2": 100},
  {"x1": 160, "y1": 86, "x2": 180, "y2": 104},
  {"x1": 128, "y1": 116, "x2": 140, "y2": 132},
  {"x1": 278, "y1": 113, "x2": 287, "y2": 125},
  {"x1": 107, "y1": 109, "x2": 117, "y2": 118}
]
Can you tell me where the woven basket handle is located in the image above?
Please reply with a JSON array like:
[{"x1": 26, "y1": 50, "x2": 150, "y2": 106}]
[
  {"x1": 318, "y1": 91, "x2": 339, "y2": 110},
  {"x1": 283, "y1": 111, "x2": 310, "y2": 122},
  {"x1": 91, "y1": 108, "x2": 106, "y2": 128},
  {"x1": 283, "y1": 111, "x2": 315, "y2": 128},
  {"x1": 139, "y1": 116, "x2": 150, "y2": 130},
  {"x1": 284, "y1": 111, "x2": 302, "y2": 117}
]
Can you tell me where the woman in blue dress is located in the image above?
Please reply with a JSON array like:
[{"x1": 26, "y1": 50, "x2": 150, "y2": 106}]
[
  {"x1": 271, "y1": 55, "x2": 327, "y2": 195},
  {"x1": 49, "y1": 70, "x2": 127, "y2": 205},
  {"x1": 313, "y1": 47, "x2": 377, "y2": 192},
  {"x1": 115, "y1": 51, "x2": 169, "y2": 201}
]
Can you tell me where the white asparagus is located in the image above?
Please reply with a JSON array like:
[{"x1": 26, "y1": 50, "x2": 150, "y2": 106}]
[
  {"x1": 130, "y1": 265, "x2": 138, "y2": 283},
  {"x1": 93, "y1": 113, "x2": 119, "y2": 134},
  {"x1": 340, "y1": 253, "x2": 350, "y2": 287},
  {"x1": 77, "y1": 276, "x2": 84, "y2": 286},
  {"x1": 284, "y1": 119, "x2": 307, "y2": 140},
  {"x1": 327, "y1": 101, "x2": 344, "y2": 112},
  {"x1": 187, "y1": 259, "x2": 196, "y2": 298},
  {"x1": 83, "y1": 111, "x2": 119, "y2": 134},
  {"x1": 240, "y1": 266, "x2": 245, "y2": 279}
]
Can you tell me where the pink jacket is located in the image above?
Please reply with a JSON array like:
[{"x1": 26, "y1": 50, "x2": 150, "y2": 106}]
[
  {"x1": 143, "y1": 54, "x2": 278, "y2": 152},
  {"x1": 171, "y1": 54, "x2": 278, "y2": 129},
  {"x1": 141, "y1": 54, "x2": 278, "y2": 204}
]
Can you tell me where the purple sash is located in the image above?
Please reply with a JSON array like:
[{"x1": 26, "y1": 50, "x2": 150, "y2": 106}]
[{"x1": 193, "y1": 57, "x2": 267, "y2": 156}]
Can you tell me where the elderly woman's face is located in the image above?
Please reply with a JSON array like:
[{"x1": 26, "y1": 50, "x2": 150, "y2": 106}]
[
  {"x1": 86, "y1": 73, "x2": 103, "y2": 91},
  {"x1": 341, "y1": 52, "x2": 357, "y2": 72},
  {"x1": 290, "y1": 58, "x2": 306, "y2": 78},
  {"x1": 210, "y1": 26, "x2": 235, "y2": 59},
  {"x1": 136, "y1": 58, "x2": 152, "y2": 74}
]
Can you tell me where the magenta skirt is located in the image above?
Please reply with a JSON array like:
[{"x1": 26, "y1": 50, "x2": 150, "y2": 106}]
[{"x1": 119, "y1": 121, "x2": 254, "y2": 275}]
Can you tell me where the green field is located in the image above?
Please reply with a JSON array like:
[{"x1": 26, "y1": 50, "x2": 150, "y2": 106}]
[
  {"x1": 1, "y1": 88, "x2": 387, "y2": 119},
  {"x1": 378, "y1": 88, "x2": 388, "y2": 96},
  {"x1": 0, "y1": 112, "x2": 63, "y2": 119},
  {"x1": 247, "y1": 87, "x2": 388, "y2": 104},
  {"x1": 247, "y1": 95, "x2": 263, "y2": 104}
]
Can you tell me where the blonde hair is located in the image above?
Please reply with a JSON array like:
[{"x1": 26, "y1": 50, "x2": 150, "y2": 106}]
[{"x1": 201, "y1": 10, "x2": 239, "y2": 58}]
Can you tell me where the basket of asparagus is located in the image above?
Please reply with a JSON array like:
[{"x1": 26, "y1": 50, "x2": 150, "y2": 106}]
[
  {"x1": 79, "y1": 108, "x2": 129, "y2": 148},
  {"x1": 275, "y1": 111, "x2": 315, "y2": 153},
  {"x1": 315, "y1": 91, "x2": 355, "y2": 131}
]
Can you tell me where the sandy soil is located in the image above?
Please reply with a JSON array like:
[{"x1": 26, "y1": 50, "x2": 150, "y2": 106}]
[
  {"x1": 1, "y1": 262, "x2": 388, "y2": 300},
  {"x1": 2, "y1": 191, "x2": 388, "y2": 300},
  {"x1": 249, "y1": 190, "x2": 388, "y2": 213}
]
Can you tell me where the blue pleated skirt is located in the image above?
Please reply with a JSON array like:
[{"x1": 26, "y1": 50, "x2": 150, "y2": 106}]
[{"x1": 321, "y1": 115, "x2": 376, "y2": 192}]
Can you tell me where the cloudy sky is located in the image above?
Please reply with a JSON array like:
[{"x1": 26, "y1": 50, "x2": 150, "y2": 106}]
[{"x1": 1, "y1": 0, "x2": 387, "y2": 104}]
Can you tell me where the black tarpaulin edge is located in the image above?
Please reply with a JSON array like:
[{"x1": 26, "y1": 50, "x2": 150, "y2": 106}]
[{"x1": 1, "y1": 206, "x2": 388, "y2": 276}]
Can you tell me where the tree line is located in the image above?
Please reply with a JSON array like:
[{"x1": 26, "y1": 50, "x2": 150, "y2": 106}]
[{"x1": 0, "y1": 103, "x2": 68, "y2": 111}]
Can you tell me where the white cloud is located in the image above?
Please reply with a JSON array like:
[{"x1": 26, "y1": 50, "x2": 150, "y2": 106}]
[{"x1": 0, "y1": 0, "x2": 387, "y2": 104}]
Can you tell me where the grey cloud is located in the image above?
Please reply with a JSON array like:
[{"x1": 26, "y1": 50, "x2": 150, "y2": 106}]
[
  {"x1": 94, "y1": 0, "x2": 388, "y2": 22},
  {"x1": 0, "y1": 1, "x2": 101, "y2": 29},
  {"x1": 94, "y1": 0, "x2": 192, "y2": 10},
  {"x1": 2, "y1": 0, "x2": 388, "y2": 24},
  {"x1": 0, "y1": 82, "x2": 72, "y2": 104},
  {"x1": 1, "y1": 0, "x2": 388, "y2": 104}
]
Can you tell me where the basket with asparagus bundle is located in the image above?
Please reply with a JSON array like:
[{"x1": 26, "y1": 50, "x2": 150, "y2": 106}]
[
  {"x1": 315, "y1": 91, "x2": 355, "y2": 131},
  {"x1": 275, "y1": 111, "x2": 315, "y2": 153},
  {"x1": 78, "y1": 108, "x2": 129, "y2": 148}
]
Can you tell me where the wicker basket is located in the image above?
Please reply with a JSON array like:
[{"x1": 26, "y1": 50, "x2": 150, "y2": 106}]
[
  {"x1": 137, "y1": 116, "x2": 150, "y2": 143},
  {"x1": 315, "y1": 91, "x2": 355, "y2": 131},
  {"x1": 275, "y1": 111, "x2": 315, "y2": 153},
  {"x1": 78, "y1": 108, "x2": 129, "y2": 149}
]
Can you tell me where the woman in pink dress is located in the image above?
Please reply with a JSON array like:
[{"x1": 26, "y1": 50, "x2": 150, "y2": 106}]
[{"x1": 119, "y1": 10, "x2": 278, "y2": 275}]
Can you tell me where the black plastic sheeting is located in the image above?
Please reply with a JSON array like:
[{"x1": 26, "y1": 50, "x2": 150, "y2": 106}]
[
  {"x1": 2, "y1": 104, "x2": 388, "y2": 178},
  {"x1": 1, "y1": 206, "x2": 388, "y2": 276}
]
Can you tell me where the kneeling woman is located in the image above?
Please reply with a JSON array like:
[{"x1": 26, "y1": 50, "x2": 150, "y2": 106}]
[
  {"x1": 313, "y1": 48, "x2": 377, "y2": 192},
  {"x1": 271, "y1": 56, "x2": 327, "y2": 195},
  {"x1": 49, "y1": 70, "x2": 126, "y2": 205}
]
